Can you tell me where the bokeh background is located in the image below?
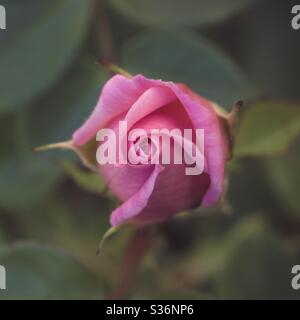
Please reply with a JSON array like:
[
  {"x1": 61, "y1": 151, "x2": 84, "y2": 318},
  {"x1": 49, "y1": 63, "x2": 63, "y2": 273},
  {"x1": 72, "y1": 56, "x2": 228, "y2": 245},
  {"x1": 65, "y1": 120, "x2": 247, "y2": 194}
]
[{"x1": 0, "y1": 0, "x2": 300, "y2": 299}]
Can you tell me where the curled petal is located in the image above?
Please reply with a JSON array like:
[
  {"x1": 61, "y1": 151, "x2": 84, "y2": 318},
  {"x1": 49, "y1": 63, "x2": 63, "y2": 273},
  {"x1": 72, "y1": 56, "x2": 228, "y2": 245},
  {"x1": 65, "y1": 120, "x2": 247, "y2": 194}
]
[
  {"x1": 131, "y1": 75, "x2": 228, "y2": 206},
  {"x1": 110, "y1": 164, "x2": 164, "y2": 226},
  {"x1": 73, "y1": 75, "x2": 147, "y2": 146},
  {"x1": 125, "y1": 86, "x2": 176, "y2": 130}
]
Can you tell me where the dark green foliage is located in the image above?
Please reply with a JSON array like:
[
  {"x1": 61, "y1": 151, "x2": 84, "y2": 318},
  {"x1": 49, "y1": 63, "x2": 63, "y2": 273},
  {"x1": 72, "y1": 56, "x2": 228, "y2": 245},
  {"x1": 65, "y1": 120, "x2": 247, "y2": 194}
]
[{"x1": 0, "y1": 0, "x2": 299, "y2": 300}]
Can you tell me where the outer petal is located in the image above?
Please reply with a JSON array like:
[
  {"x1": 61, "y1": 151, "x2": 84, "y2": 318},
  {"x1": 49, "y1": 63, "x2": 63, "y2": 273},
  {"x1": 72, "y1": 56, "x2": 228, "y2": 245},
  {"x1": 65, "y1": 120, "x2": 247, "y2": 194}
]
[
  {"x1": 133, "y1": 165, "x2": 210, "y2": 225},
  {"x1": 129, "y1": 75, "x2": 228, "y2": 206},
  {"x1": 100, "y1": 163, "x2": 155, "y2": 202},
  {"x1": 110, "y1": 165, "x2": 164, "y2": 226},
  {"x1": 169, "y1": 83, "x2": 228, "y2": 206},
  {"x1": 73, "y1": 75, "x2": 148, "y2": 146}
]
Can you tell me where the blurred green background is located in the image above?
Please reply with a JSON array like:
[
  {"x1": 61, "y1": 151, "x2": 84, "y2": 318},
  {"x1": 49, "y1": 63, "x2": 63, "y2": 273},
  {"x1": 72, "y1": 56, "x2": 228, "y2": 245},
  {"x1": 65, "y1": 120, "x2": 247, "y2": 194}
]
[{"x1": 0, "y1": 0, "x2": 300, "y2": 299}]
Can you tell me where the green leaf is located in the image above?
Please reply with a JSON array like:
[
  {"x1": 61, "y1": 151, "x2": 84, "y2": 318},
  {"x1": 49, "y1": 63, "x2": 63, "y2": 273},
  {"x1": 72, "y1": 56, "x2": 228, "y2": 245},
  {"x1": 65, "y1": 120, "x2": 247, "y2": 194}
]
[
  {"x1": 28, "y1": 59, "x2": 106, "y2": 175},
  {"x1": 122, "y1": 30, "x2": 255, "y2": 107},
  {"x1": 0, "y1": 226, "x2": 7, "y2": 244},
  {"x1": 0, "y1": 108, "x2": 62, "y2": 211},
  {"x1": 60, "y1": 160, "x2": 105, "y2": 195},
  {"x1": 179, "y1": 216, "x2": 297, "y2": 299},
  {"x1": 0, "y1": 113, "x2": 16, "y2": 159},
  {"x1": 0, "y1": 60, "x2": 105, "y2": 211},
  {"x1": 28, "y1": 58, "x2": 106, "y2": 187},
  {"x1": 216, "y1": 217, "x2": 296, "y2": 299},
  {"x1": 0, "y1": 155, "x2": 62, "y2": 211},
  {"x1": 235, "y1": 101, "x2": 300, "y2": 157},
  {"x1": 29, "y1": 59, "x2": 106, "y2": 146},
  {"x1": 226, "y1": 159, "x2": 275, "y2": 215},
  {"x1": 108, "y1": 0, "x2": 256, "y2": 27},
  {"x1": 16, "y1": 196, "x2": 115, "y2": 280},
  {"x1": 0, "y1": 0, "x2": 92, "y2": 114},
  {"x1": 239, "y1": 1, "x2": 300, "y2": 101},
  {"x1": 264, "y1": 138, "x2": 300, "y2": 218},
  {"x1": 0, "y1": 242, "x2": 105, "y2": 299}
]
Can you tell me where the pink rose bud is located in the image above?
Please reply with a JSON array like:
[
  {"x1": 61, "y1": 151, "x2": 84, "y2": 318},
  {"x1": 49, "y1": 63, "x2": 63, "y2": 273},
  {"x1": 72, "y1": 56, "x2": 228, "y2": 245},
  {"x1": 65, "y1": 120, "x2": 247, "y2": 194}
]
[{"x1": 73, "y1": 74, "x2": 234, "y2": 226}]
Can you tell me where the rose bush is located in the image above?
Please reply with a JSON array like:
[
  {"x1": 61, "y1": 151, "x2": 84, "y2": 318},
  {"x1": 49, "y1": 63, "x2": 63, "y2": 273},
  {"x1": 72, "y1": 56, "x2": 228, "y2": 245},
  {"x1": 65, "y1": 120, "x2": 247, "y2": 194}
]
[{"x1": 72, "y1": 74, "x2": 232, "y2": 226}]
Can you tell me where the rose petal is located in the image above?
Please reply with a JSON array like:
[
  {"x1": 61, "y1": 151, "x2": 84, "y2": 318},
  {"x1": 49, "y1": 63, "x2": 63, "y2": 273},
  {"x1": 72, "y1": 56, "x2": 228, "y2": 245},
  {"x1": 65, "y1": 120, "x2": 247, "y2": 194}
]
[
  {"x1": 131, "y1": 75, "x2": 228, "y2": 206},
  {"x1": 134, "y1": 167, "x2": 210, "y2": 224},
  {"x1": 169, "y1": 82, "x2": 228, "y2": 206},
  {"x1": 125, "y1": 86, "x2": 176, "y2": 130},
  {"x1": 100, "y1": 162, "x2": 155, "y2": 202},
  {"x1": 73, "y1": 75, "x2": 147, "y2": 146},
  {"x1": 110, "y1": 164, "x2": 164, "y2": 226}
]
